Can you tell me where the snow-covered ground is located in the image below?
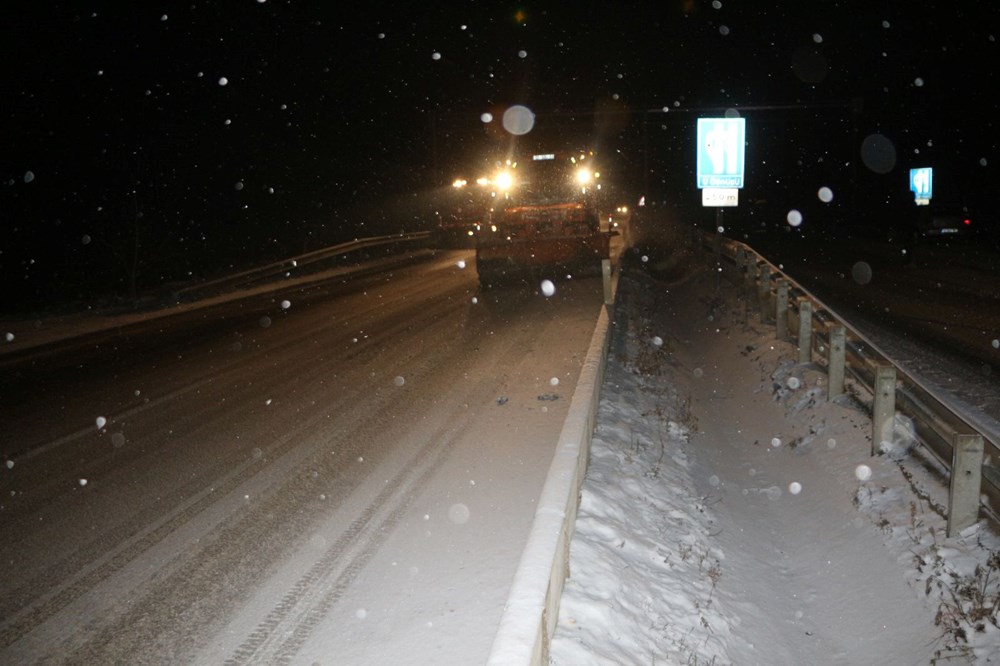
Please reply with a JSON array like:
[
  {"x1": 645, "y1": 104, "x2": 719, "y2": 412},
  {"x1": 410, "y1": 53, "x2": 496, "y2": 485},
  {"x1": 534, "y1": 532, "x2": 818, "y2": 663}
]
[
  {"x1": 552, "y1": 253, "x2": 1000, "y2": 664},
  {"x1": 5, "y1": 240, "x2": 1000, "y2": 664}
]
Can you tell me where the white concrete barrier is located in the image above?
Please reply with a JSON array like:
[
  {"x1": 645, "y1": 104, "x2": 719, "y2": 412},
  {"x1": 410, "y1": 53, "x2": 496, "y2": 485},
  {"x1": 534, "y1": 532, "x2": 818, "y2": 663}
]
[{"x1": 487, "y1": 298, "x2": 613, "y2": 665}]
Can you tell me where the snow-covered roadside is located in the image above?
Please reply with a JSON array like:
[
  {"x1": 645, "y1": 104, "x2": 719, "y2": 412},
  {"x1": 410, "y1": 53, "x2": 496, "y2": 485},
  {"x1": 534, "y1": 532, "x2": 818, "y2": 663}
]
[{"x1": 551, "y1": 259, "x2": 1000, "y2": 665}]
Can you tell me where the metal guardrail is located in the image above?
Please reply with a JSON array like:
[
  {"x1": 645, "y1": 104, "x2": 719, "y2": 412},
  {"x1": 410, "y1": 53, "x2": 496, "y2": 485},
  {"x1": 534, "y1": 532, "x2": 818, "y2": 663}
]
[
  {"x1": 171, "y1": 231, "x2": 433, "y2": 302},
  {"x1": 701, "y1": 230, "x2": 1000, "y2": 533}
]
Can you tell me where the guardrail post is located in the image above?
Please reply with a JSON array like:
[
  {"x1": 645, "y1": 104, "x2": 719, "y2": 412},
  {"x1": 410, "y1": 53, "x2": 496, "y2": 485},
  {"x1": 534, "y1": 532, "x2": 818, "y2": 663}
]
[
  {"x1": 873, "y1": 365, "x2": 897, "y2": 456},
  {"x1": 775, "y1": 280, "x2": 789, "y2": 340},
  {"x1": 757, "y1": 267, "x2": 771, "y2": 322},
  {"x1": 948, "y1": 434, "x2": 985, "y2": 537},
  {"x1": 602, "y1": 259, "x2": 612, "y2": 305},
  {"x1": 797, "y1": 300, "x2": 812, "y2": 364},
  {"x1": 735, "y1": 248, "x2": 746, "y2": 296},
  {"x1": 746, "y1": 261, "x2": 758, "y2": 307},
  {"x1": 827, "y1": 326, "x2": 846, "y2": 400}
]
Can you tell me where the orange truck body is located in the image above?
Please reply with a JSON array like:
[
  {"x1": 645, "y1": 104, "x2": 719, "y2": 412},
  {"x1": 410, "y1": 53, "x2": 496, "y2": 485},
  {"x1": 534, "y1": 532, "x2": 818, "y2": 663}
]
[
  {"x1": 476, "y1": 202, "x2": 609, "y2": 281},
  {"x1": 476, "y1": 200, "x2": 610, "y2": 286}
]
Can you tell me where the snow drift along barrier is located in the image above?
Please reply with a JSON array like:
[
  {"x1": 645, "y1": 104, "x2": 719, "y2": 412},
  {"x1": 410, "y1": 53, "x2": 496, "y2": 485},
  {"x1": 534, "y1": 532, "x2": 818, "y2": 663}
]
[
  {"x1": 486, "y1": 289, "x2": 615, "y2": 665},
  {"x1": 703, "y1": 230, "x2": 1000, "y2": 535}
]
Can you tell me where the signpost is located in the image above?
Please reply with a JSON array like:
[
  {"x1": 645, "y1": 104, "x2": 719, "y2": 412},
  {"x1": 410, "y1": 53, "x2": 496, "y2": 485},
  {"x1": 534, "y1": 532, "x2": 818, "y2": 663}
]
[{"x1": 697, "y1": 117, "x2": 746, "y2": 243}]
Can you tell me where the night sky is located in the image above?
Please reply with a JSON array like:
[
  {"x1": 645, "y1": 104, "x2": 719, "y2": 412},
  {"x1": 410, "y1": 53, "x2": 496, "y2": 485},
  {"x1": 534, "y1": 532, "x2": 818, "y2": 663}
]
[{"x1": 2, "y1": 1, "x2": 997, "y2": 312}]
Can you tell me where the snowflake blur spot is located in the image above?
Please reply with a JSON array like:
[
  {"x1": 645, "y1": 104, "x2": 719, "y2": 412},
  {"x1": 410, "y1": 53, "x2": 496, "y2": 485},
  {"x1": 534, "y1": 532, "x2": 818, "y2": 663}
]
[
  {"x1": 280, "y1": 300, "x2": 291, "y2": 309},
  {"x1": 502, "y1": 105, "x2": 535, "y2": 136},
  {"x1": 550, "y1": 377, "x2": 560, "y2": 386},
  {"x1": 855, "y1": 464, "x2": 873, "y2": 481},
  {"x1": 96, "y1": 416, "x2": 107, "y2": 429},
  {"x1": 789, "y1": 482, "x2": 803, "y2": 494},
  {"x1": 652, "y1": 336, "x2": 663, "y2": 347},
  {"x1": 786, "y1": 209, "x2": 803, "y2": 227},
  {"x1": 786, "y1": 376, "x2": 801, "y2": 389},
  {"x1": 79, "y1": 479, "x2": 88, "y2": 486},
  {"x1": 259, "y1": 315, "x2": 272, "y2": 328},
  {"x1": 431, "y1": 52, "x2": 441, "y2": 60},
  {"x1": 771, "y1": 437, "x2": 782, "y2": 447},
  {"x1": 218, "y1": 77, "x2": 228, "y2": 86},
  {"x1": 5, "y1": 332, "x2": 13, "y2": 342},
  {"x1": 448, "y1": 503, "x2": 471, "y2": 524},
  {"x1": 851, "y1": 261, "x2": 873, "y2": 285},
  {"x1": 817, "y1": 186, "x2": 834, "y2": 203},
  {"x1": 394, "y1": 376, "x2": 405, "y2": 387},
  {"x1": 456, "y1": 260, "x2": 466, "y2": 269},
  {"x1": 860, "y1": 133, "x2": 897, "y2": 174},
  {"x1": 480, "y1": 112, "x2": 493, "y2": 123},
  {"x1": 355, "y1": 608, "x2": 368, "y2": 619},
  {"x1": 540, "y1": 279, "x2": 556, "y2": 297}
]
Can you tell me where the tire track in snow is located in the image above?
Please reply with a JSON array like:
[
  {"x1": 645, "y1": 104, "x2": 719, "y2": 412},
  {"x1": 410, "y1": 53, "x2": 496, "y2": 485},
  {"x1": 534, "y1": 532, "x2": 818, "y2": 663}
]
[
  {"x1": 226, "y1": 414, "x2": 472, "y2": 664},
  {"x1": 0, "y1": 273, "x2": 475, "y2": 655}
]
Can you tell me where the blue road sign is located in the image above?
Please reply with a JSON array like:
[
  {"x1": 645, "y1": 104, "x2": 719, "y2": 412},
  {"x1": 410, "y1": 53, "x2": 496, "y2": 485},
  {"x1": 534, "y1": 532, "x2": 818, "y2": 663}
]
[
  {"x1": 909, "y1": 167, "x2": 933, "y2": 202},
  {"x1": 697, "y1": 118, "x2": 746, "y2": 189}
]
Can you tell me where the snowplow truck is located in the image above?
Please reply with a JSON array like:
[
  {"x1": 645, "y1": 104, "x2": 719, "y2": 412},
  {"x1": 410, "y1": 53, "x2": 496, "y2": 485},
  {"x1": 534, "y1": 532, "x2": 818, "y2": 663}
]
[{"x1": 475, "y1": 152, "x2": 611, "y2": 288}]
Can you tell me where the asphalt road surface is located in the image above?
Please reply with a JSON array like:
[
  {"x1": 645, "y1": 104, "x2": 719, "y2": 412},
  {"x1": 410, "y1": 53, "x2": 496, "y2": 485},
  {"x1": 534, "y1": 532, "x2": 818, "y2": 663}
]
[{"x1": 0, "y1": 251, "x2": 608, "y2": 664}]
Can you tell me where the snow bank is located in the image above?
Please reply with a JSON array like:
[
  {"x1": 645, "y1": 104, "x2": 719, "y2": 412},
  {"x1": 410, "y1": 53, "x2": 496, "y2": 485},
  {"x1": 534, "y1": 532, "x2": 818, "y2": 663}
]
[{"x1": 551, "y1": 258, "x2": 1000, "y2": 665}]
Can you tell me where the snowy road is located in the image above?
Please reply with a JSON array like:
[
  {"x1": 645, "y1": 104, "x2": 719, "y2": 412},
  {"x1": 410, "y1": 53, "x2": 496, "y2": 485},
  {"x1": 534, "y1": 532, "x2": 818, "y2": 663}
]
[{"x1": 0, "y1": 252, "x2": 608, "y2": 664}]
